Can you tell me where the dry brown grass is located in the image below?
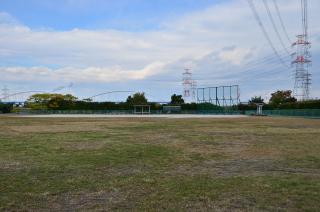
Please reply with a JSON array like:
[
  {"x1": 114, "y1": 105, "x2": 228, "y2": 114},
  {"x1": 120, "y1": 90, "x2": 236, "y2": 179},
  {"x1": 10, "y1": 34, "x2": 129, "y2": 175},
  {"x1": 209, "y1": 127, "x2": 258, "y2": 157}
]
[{"x1": 1, "y1": 116, "x2": 320, "y2": 211}]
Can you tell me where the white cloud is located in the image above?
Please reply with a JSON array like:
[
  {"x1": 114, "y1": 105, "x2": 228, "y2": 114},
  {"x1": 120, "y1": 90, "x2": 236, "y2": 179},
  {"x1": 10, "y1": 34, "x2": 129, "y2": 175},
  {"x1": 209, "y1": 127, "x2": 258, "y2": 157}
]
[
  {"x1": 218, "y1": 47, "x2": 253, "y2": 65},
  {"x1": 0, "y1": 62, "x2": 167, "y2": 83},
  {"x1": 0, "y1": 12, "x2": 20, "y2": 25},
  {"x1": 0, "y1": 0, "x2": 320, "y2": 100}
]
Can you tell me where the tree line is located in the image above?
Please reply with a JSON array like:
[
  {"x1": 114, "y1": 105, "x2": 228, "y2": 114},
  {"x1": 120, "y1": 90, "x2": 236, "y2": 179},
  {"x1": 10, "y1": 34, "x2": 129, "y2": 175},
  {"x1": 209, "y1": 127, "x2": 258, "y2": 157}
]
[
  {"x1": 239, "y1": 90, "x2": 320, "y2": 111},
  {"x1": 15, "y1": 92, "x2": 213, "y2": 111},
  {"x1": 1, "y1": 90, "x2": 319, "y2": 113}
]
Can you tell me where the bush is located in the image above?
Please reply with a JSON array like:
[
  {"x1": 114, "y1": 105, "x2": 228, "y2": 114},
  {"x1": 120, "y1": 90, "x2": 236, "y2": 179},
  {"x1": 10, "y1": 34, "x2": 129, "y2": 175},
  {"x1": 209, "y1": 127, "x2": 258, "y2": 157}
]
[
  {"x1": 277, "y1": 100, "x2": 320, "y2": 109},
  {"x1": 238, "y1": 99, "x2": 320, "y2": 111},
  {"x1": 181, "y1": 103, "x2": 198, "y2": 110},
  {"x1": 0, "y1": 103, "x2": 13, "y2": 113}
]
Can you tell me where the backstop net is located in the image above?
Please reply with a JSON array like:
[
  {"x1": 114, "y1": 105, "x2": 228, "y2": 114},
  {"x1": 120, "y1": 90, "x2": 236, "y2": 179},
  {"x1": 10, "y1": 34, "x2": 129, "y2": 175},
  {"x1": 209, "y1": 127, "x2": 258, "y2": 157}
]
[{"x1": 197, "y1": 85, "x2": 240, "y2": 107}]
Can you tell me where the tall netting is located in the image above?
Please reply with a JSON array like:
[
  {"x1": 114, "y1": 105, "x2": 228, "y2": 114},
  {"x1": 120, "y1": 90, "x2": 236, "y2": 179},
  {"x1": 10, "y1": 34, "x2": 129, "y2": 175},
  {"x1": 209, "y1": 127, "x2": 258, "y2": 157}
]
[{"x1": 197, "y1": 85, "x2": 240, "y2": 107}]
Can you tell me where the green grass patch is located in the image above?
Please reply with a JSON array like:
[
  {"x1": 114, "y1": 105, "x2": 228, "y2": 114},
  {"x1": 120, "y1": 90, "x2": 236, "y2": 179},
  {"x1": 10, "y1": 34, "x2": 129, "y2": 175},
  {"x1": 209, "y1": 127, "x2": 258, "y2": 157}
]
[{"x1": 0, "y1": 116, "x2": 320, "y2": 210}]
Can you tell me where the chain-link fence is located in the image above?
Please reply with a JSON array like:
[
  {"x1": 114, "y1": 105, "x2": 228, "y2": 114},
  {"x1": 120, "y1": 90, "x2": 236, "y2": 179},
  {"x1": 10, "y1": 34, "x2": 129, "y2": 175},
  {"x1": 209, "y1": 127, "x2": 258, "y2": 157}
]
[
  {"x1": 15, "y1": 108, "x2": 320, "y2": 117},
  {"x1": 17, "y1": 109, "x2": 241, "y2": 115},
  {"x1": 245, "y1": 109, "x2": 320, "y2": 118}
]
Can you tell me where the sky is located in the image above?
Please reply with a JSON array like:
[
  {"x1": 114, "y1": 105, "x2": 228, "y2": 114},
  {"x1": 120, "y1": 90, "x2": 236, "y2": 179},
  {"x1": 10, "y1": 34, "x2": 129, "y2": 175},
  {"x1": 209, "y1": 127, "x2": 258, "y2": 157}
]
[{"x1": 0, "y1": 0, "x2": 319, "y2": 102}]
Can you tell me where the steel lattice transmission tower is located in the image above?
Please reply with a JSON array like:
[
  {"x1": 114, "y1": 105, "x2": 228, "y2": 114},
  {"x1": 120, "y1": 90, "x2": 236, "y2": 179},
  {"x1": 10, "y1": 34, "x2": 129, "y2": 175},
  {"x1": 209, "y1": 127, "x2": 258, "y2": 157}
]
[
  {"x1": 292, "y1": 0, "x2": 312, "y2": 100},
  {"x1": 1, "y1": 86, "x2": 10, "y2": 102},
  {"x1": 182, "y1": 68, "x2": 196, "y2": 101},
  {"x1": 191, "y1": 80, "x2": 197, "y2": 101}
]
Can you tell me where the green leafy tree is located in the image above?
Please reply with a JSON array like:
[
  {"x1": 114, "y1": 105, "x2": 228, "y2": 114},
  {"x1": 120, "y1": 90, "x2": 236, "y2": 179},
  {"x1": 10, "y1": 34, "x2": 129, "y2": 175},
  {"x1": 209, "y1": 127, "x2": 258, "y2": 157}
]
[
  {"x1": 249, "y1": 96, "x2": 264, "y2": 104},
  {"x1": 27, "y1": 93, "x2": 52, "y2": 104},
  {"x1": 170, "y1": 94, "x2": 184, "y2": 105},
  {"x1": 64, "y1": 94, "x2": 78, "y2": 102},
  {"x1": 269, "y1": 90, "x2": 297, "y2": 106},
  {"x1": 47, "y1": 94, "x2": 66, "y2": 109},
  {"x1": 126, "y1": 92, "x2": 148, "y2": 105},
  {"x1": 26, "y1": 93, "x2": 78, "y2": 109},
  {"x1": 126, "y1": 96, "x2": 133, "y2": 104},
  {"x1": 26, "y1": 93, "x2": 53, "y2": 109}
]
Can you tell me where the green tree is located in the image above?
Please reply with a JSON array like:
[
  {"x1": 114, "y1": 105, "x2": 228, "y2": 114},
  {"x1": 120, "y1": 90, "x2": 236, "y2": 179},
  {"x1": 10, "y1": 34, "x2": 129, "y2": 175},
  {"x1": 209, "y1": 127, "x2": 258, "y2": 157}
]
[
  {"x1": 249, "y1": 96, "x2": 264, "y2": 104},
  {"x1": 269, "y1": 90, "x2": 297, "y2": 106},
  {"x1": 26, "y1": 93, "x2": 52, "y2": 109},
  {"x1": 170, "y1": 94, "x2": 184, "y2": 105},
  {"x1": 126, "y1": 92, "x2": 148, "y2": 105},
  {"x1": 47, "y1": 94, "x2": 66, "y2": 109},
  {"x1": 27, "y1": 93, "x2": 52, "y2": 104},
  {"x1": 64, "y1": 94, "x2": 78, "y2": 101},
  {"x1": 26, "y1": 93, "x2": 78, "y2": 109}
]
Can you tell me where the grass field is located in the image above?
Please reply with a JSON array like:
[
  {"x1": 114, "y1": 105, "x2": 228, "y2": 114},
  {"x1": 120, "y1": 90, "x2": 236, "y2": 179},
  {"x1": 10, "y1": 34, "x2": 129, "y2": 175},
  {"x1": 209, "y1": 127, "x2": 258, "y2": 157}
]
[{"x1": 1, "y1": 116, "x2": 320, "y2": 211}]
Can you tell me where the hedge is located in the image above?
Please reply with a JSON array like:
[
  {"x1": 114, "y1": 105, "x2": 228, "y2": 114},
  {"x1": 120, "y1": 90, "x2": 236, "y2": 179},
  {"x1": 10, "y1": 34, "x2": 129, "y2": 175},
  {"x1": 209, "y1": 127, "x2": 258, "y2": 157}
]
[{"x1": 0, "y1": 103, "x2": 13, "y2": 113}]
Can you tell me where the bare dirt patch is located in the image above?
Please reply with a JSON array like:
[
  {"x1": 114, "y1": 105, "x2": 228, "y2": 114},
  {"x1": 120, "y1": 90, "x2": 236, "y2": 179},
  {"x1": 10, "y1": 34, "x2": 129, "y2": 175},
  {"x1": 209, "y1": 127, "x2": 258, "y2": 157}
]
[
  {"x1": 8, "y1": 123, "x2": 106, "y2": 133},
  {"x1": 0, "y1": 161, "x2": 24, "y2": 172},
  {"x1": 42, "y1": 190, "x2": 125, "y2": 211},
  {"x1": 170, "y1": 158, "x2": 320, "y2": 178},
  {"x1": 62, "y1": 141, "x2": 106, "y2": 151},
  {"x1": 96, "y1": 164, "x2": 151, "y2": 177}
]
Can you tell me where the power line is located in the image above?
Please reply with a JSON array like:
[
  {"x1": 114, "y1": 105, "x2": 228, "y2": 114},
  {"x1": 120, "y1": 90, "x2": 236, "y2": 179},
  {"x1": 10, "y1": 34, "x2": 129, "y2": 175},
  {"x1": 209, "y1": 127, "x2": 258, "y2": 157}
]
[
  {"x1": 241, "y1": 51, "x2": 290, "y2": 68},
  {"x1": 238, "y1": 64, "x2": 290, "y2": 82},
  {"x1": 192, "y1": 62, "x2": 285, "y2": 83},
  {"x1": 272, "y1": 0, "x2": 293, "y2": 44},
  {"x1": 145, "y1": 51, "x2": 291, "y2": 84},
  {"x1": 215, "y1": 57, "x2": 288, "y2": 79},
  {"x1": 197, "y1": 51, "x2": 291, "y2": 80},
  {"x1": 301, "y1": 0, "x2": 308, "y2": 39},
  {"x1": 85, "y1": 91, "x2": 135, "y2": 100},
  {"x1": 247, "y1": 0, "x2": 290, "y2": 68},
  {"x1": 262, "y1": 0, "x2": 291, "y2": 55},
  {"x1": 0, "y1": 90, "x2": 46, "y2": 101}
]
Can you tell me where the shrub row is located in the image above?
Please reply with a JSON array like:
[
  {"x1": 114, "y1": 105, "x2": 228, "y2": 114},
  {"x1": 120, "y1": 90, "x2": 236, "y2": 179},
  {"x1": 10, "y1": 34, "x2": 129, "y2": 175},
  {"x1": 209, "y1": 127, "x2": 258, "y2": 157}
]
[
  {"x1": 238, "y1": 99, "x2": 320, "y2": 111},
  {"x1": 25, "y1": 101, "x2": 226, "y2": 111},
  {"x1": 0, "y1": 103, "x2": 13, "y2": 113}
]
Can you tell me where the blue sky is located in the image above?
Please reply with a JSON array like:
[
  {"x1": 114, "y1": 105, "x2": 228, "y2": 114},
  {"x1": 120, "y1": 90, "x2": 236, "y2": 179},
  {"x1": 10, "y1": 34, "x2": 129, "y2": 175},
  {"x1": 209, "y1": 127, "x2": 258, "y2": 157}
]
[
  {"x1": 0, "y1": 0, "x2": 220, "y2": 31},
  {"x1": 0, "y1": 0, "x2": 319, "y2": 102}
]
